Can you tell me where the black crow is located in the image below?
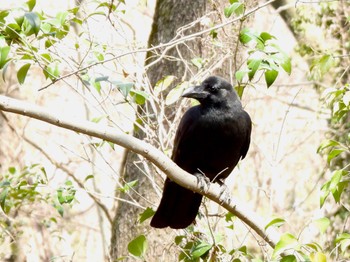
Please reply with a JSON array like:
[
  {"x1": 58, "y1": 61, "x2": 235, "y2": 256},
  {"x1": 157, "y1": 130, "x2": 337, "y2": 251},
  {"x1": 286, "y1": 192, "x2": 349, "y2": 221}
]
[{"x1": 150, "y1": 76, "x2": 252, "y2": 229}]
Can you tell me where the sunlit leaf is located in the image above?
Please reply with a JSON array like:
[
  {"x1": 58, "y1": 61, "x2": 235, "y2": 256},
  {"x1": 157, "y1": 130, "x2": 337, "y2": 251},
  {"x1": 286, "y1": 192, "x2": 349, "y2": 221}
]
[
  {"x1": 313, "y1": 217, "x2": 330, "y2": 234},
  {"x1": 17, "y1": 63, "x2": 31, "y2": 84},
  {"x1": 84, "y1": 174, "x2": 94, "y2": 182},
  {"x1": 335, "y1": 233, "x2": 350, "y2": 253},
  {"x1": 154, "y1": 75, "x2": 176, "y2": 96},
  {"x1": 128, "y1": 235, "x2": 147, "y2": 258},
  {"x1": 265, "y1": 217, "x2": 286, "y2": 230},
  {"x1": 118, "y1": 180, "x2": 138, "y2": 193},
  {"x1": 310, "y1": 252, "x2": 327, "y2": 262},
  {"x1": 343, "y1": 91, "x2": 350, "y2": 106},
  {"x1": 165, "y1": 81, "x2": 189, "y2": 105},
  {"x1": 320, "y1": 181, "x2": 330, "y2": 207},
  {"x1": 280, "y1": 55, "x2": 292, "y2": 75},
  {"x1": 138, "y1": 207, "x2": 155, "y2": 224},
  {"x1": 26, "y1": 0, "x2": 36, "y2": 11},
  {"x1": 235, "y1": 70, "x2": 246, "y2": 82},
  {"x1": 317, "y1": 139, "x2": 340, "y2": 153},
  {"x1": 0, "y1": 46, "x2": 11, "y2": 69},
  {"x1": 129, "y1": 90, "x2": 149, "y2": 105},
  {"x1": 175, "y1": 235, "x2": 186, "y2": 245},
  {"x1": 265, "y1": 69, "x2": 278, "y2": 88},
  {"x1": 25, "y1": 12, "x2": 41, "y2": 36},
  {"x1": 272, "y1": 233, "x2": 299, "y2": 259},
  {"x1": 56, "y1": 11, "x2": 68, "y2": 26},
  {"x1": 0, "y1": 10, "x2": 9, "y2": 23},
  {"x1": 44, "y1": 61, "x2": 60, "y2": 80},
  {"x1": 329, "y1": 170, "x2": 343, "y2": 191},
  {"x1": 224, "y1": 2, "x2": 244, "y2": 18},
  {"x1": 0, "y1": 188, "x2": 9, "y2": 213},
  {"x1": 234, "y1": 85, "x2": 245, "y2": 99},
  {"x1": 327, "y1": 149, "x2": 344, "y2": 164},
  {"x1": 113, "y1": 81, "x2": 133, "y2": 97},
  {"x1": 260, "y1": 32, "x2": 275, "y2": 42},
  {"x1": 280, "y1": 255, "x2": 297, "y2": 262},
  {"x1": 247, "y1": 58, "x2": 261, "y2": 80},
  {"x1": 191, "y1": 242, "x2": 212, "y2": 259}
]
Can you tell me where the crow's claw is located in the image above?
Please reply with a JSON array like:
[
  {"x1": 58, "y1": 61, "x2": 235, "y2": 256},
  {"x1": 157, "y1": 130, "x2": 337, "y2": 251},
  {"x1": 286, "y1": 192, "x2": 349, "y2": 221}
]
[{"x1": 194, "y1": 172, "x2": 210, "y2": 193}]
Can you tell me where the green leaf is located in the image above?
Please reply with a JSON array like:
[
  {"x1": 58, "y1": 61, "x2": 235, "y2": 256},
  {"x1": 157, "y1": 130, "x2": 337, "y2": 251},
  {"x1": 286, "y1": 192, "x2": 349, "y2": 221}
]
[
  {"x1": 0, "y1": 10, "x2": 9, "y2": 24},
  {"x1": 247, "y1": 58, "x2": 261, "y2": 80},
  {"x1": 128, "y1": 235, "x2": 147, "y2": 258},
  {"x1": 191, "y1": 57, "x2": 206, "y2": 69},
  {"x1": 191, "y1": 242, "x2": 212, "y2": 259},
  {"x1": 113, "y1": 81, "x2": 133, "y2": 97},
  {"x1": 305, "y1": 242, "x2": 323, "y2": 252},
  {"x1": 175, "y1": 235, "x2": 186, "y2": 245},
  {"x1": 272, "y1": 233, "x2": 299, "y2": 259},
  {"x1": 17, "y1": 63, "x2": 31, "y2": 84},
  {"x1": 24, "y1": 12, "x2": 41, "y2": 36},
  {"x1": 280, "y1": 255, "x2": 297, "y2": 262},
  {"x1": 26, "y1": 0, "x2": 36, "y2": 11},
  {"x1": 154, "y1": 75, "x2": 176, "y2": 96},
  {"x1": 239, "y1": 28, "x2": 255, "y2": 44},
  {"x1": 44, "y1": 62, "x2": 60, "y2": 80},
  {"x1": 265, "y1": 217, "x2": 286, "y2": 230},
  {"x1": 118, "y1": 180, "x2": 138, "y2": 193},
  {"x1": 8, "y1": 166, "x2": 16, "y2": 174},
  {"x1": 224, "y1": 2, "x2": 244, "y2": 18},
  {"x1": 0, "y1": 187, "x2": 9, "y2": 213},
  {"x1": 265, "y1": 69, "x2": 278, "y2": 88},
  {"x1": 41, "y1": 23, "x2": 51, "y2": 34},
  {"x1": 313, "y1": 217, "x2": 330, "y2": 234},
  {"x1": 332, "y1": 181, "x2": 348, "y2": 203},
  {"x1": 54, "y1": 204, "x2": 64, "y2": 217},
  {"x1": 91, "y1": 115, "x2": 106, "y2": 123},
  {"x1": 138, "y1": 207, "x2": 155, "y2": 224},
  {"x1": 234, "y1": 85, "x2": 245, "y2": 99},
  {"x1": 335, "y1": 233, "x2": 350, "y2": 253},
  {"x1": 0, "y1": 46, "x2": 11, "y2": 69},
  {"x1": 235, "y1": 70, "x2": 246, "y2": 82},
  {"x1": 281, "y1": 56, "x2": 292, "y2": 75},
  {"x1": 329, "y1": 170, "x2": 343, "y2": 191},
  {"x1": 94, "y1": 51, "x2": 104, "y2": 61},
  {"x1": 165, "y1": 81, "x2": 188, "y2": 105},
  {"x1": 343, "y1": 91, "x2": 350, "y2": 106},
  {"x1": 310, "y1": 252, "x2": 327, "y2": 262},
  {"x1": 5, "y1": 23, "x2": 21, "y2": 41},
  {"x1": 320, "y1": 181, "x2": 330, "y2": 207},
  {"x1": 317, "y1": 139, "x2": 340, "y2": 153},
  {"x1": 84, "y1": 174, "x2": 94, "y2": 182},
  {"x1": 129, "y1": 90, "x2": 149, "y2": 105},
  {"x1": 319, "y1": 54, "x2": 334, "y2": 75},
  {"x1": 56, "y1": 11, "x2": 68, "y2": 26},
  {"x1": 260, "y1": 32, "x2": 275, "y2": 42},
  {"x1": 327, "y1": 149, "x2": 344, "y2": 164}
]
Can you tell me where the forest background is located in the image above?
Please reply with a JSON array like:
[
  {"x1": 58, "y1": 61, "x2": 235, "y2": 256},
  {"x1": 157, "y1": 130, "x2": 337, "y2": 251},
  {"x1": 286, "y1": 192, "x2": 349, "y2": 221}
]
[{"x1": 0, "y1": 0, "x2": 349, "y2": 261}]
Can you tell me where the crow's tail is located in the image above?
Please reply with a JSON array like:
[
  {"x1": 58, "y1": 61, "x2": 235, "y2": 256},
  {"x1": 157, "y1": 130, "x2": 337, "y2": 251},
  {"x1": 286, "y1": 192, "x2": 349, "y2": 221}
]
[{"x1": 150, "y1": 178, "x2": 203, "y2": 229}]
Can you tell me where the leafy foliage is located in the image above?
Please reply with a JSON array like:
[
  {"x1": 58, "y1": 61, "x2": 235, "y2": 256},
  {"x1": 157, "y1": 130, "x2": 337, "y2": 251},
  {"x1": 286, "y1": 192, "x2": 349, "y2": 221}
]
[
  {"x1": 236, "y1": 28, "x2": 291, "y2": 92},
  {"x1": 294, "y1": 1, "x2": 350, "y2": 260}
]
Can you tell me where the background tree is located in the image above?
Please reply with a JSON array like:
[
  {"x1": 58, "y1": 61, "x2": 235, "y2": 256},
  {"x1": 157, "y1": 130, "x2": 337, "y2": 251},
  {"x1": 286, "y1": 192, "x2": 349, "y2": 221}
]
[
  {"x1": 0, "y1": 0, "x2": 349, "y2": 261},
  {"x1": 110, "y1": 0, "x2": 259, "y2": 259}
]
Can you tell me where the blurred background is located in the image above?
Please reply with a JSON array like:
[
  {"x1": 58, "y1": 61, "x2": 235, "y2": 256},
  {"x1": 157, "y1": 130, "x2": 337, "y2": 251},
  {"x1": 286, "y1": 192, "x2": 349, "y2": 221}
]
[{"x1": 0, "y1": 0, "x2": 349, "y2": 261}]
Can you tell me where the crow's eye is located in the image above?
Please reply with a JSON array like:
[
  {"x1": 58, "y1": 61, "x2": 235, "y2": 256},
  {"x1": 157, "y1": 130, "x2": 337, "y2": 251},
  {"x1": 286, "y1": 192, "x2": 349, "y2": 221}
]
[{"x1": 208, "y1": 85, "x2": 218, "y2": 92}]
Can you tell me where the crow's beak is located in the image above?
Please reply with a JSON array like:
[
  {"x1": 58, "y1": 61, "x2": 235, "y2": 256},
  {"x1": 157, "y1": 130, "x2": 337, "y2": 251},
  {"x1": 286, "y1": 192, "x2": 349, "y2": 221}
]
[{"x1": 182, "y1": 85, "x2": 208, "y2": 100}]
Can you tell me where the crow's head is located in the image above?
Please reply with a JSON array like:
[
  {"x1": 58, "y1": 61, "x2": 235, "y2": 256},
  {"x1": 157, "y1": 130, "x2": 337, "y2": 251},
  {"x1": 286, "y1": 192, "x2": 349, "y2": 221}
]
[{"x1": 182, "y1": 76, "x2": 241, "y2": 108}]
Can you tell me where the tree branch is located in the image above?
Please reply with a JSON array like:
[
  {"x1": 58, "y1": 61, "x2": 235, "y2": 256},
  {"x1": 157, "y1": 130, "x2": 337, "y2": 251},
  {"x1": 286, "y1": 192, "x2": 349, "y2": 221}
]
[{"x1": 0, "y1": 94, "x2": 281, "y2": 249}]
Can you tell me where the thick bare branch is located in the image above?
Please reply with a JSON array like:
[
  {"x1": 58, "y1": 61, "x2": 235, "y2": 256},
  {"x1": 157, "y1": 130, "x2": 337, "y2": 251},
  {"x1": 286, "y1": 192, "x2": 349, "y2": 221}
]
[{"x1": 0, "y1": 94, "x2": 281, "y2": 249}]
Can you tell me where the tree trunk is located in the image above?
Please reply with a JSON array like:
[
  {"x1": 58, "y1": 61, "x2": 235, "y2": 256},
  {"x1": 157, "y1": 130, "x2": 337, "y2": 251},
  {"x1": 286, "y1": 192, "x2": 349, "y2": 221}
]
[{"x1": 110, "y1": 0, "x2": 256, "y2": 260}]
